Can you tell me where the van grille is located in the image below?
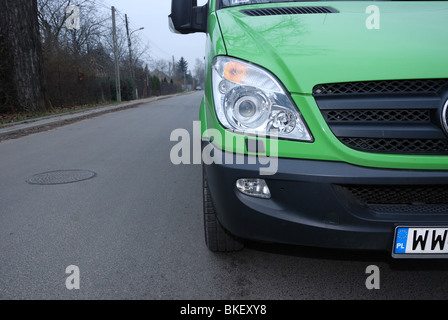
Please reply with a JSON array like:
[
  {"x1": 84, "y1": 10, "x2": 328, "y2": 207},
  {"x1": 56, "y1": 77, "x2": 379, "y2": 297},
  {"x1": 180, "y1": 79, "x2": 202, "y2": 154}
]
[
  {"x1": 339, "y1": 137, "x2": 448, "y2": 154},
  {"x1": 338, "y1": 184, "x2": 448, "y2": 214},
  {"x1": 241, "y1": 6, "x2": 338, "y2": 16},
  {"x1": 340, "y1": 185, "x2": 448, "y2": 205},
  {"x1": 324, "y1": 109, "x2": 431, "y2": 123},
  {"x1": 313, "y1": 79, "x2": 448, "y2": 96},
  {"x1": 313, "y1": 79, "x2": 448, "y2": 155}
]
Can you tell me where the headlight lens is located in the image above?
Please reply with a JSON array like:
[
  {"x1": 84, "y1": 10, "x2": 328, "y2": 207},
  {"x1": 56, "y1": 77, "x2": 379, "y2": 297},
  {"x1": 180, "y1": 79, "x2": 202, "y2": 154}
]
[{"x1": 212, "y1": 56, "x2": 312, "y2": 141}]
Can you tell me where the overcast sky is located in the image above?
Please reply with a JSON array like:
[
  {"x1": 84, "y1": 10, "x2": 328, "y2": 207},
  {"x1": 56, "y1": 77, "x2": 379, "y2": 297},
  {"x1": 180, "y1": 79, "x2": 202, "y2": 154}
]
[{"x1": 102, "y1": 0, "x2": 207, "y2": 70}]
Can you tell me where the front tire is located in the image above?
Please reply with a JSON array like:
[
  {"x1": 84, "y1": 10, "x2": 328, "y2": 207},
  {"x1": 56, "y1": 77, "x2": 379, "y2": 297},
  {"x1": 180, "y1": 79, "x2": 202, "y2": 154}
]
[{"x1": 203, "y1": 165, "x2": 244, "y2": 252}]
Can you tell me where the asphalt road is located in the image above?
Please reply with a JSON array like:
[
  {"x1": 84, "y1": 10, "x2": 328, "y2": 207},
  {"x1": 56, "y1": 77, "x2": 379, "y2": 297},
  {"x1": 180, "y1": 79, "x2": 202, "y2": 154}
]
[{"x1": 0, "y1": 91, "x2": 447, "y2": 300}]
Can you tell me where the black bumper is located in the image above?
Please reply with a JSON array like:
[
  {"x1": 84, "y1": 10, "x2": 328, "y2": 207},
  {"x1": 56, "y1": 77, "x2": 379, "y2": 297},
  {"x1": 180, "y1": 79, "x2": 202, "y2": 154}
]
[{"x1": 202, "y1": 142, "x2": 448, "y2": 253}]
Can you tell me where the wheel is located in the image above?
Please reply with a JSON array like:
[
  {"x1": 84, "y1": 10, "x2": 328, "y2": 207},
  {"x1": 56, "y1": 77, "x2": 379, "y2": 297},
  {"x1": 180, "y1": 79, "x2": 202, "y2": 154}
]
[{"x1": 203, "y1": 165, "x2": 244, "y2": 252}]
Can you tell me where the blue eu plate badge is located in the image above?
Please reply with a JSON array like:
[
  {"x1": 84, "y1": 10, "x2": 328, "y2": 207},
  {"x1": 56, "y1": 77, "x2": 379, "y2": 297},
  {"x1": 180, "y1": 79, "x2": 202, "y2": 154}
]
[{"x1": 394, "y1": 227, "x2": 409, "y2": 254}]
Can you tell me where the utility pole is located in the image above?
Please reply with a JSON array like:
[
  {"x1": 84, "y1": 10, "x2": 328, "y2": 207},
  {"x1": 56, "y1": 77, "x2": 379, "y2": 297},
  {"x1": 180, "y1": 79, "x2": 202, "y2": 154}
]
[
  {"x1": 125, "y1": 14, "x2": 133, "y2": 80},
  {"x1": 125, "y1": 14, "x2": 143, "y2": 99},
  {"x1": 172, "y1": 56, "x2": 175, "y2": 80},
  {"x1": 112, "y1": 6, "x2": 121, "y2": 102}
]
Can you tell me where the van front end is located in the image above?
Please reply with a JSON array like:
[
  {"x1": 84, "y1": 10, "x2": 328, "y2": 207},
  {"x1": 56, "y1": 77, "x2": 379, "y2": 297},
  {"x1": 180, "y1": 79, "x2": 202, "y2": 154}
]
[{"x1": 171, "y1": 0, "x2": 448, "y2": 257}]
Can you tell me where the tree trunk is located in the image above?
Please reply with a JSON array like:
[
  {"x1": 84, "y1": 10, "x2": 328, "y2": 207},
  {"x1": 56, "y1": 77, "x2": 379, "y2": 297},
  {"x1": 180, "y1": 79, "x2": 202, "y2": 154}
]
[{"x1": 0, "y1": 0, "x2": 50, "y2": 113}]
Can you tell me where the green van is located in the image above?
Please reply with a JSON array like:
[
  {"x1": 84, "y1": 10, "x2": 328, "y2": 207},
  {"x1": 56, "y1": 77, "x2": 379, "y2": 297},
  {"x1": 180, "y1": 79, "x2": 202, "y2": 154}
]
[{"x1": 169, "y1": 0, "x2": 448, "y2": 258}]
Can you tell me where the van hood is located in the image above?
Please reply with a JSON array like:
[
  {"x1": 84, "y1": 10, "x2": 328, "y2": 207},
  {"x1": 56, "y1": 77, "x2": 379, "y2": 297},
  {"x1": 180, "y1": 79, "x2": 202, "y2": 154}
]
[{"x1": 216, "y1": 2, "x2": 448, "y2": 94}]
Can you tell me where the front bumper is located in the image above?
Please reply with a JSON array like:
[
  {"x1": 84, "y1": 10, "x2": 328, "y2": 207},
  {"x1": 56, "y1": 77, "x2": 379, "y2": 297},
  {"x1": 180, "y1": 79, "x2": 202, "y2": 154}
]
[{"x1": 203, "y1": 141, "x2": 448, "y2": 253}]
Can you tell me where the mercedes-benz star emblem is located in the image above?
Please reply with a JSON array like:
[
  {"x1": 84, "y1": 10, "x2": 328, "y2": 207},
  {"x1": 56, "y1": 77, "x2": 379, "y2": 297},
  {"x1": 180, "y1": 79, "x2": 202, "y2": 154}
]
[{"x1": 442, "y1": 99, "x2": 448, "y2": 136}]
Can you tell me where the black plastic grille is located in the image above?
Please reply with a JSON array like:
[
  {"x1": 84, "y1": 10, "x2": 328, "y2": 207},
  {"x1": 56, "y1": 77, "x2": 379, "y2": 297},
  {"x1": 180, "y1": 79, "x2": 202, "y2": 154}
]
[
  {"x1": 313, "y1": 79, "x2": 448, "y2": 155},
  {"x1": 370, "y1": 205, "x2": 448, "y2": 214},
  {"x1": 340, "y1": 137, "x2": 448, "y2": 154},
  {"x1": 324, "y1": 109, "x2": 431, "y2": 123},
  {"x1": 313, "y1": 79, "x2": 448, "y2": 96},
  {"x1": 340, "y1": 185, "x2": 448, "y2": 205},
  {"x1": 241, "y1": 6, "x2": 338, "y2": 16}
]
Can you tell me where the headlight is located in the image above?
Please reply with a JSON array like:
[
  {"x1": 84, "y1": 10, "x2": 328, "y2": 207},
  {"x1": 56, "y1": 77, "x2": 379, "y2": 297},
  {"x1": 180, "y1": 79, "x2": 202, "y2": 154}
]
[{"x1": 211, "y1": 56, "x2": 313, "y2": 141}]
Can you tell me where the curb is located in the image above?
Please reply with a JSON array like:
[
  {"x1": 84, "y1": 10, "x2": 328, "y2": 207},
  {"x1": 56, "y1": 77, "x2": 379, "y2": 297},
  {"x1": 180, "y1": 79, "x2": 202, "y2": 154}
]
[{"x1": 0, "y1": 93, "x2": 181, "y2": 142}]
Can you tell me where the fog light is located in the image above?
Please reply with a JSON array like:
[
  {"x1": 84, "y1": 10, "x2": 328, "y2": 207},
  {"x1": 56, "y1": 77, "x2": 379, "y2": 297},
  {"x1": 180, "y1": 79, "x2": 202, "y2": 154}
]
[{"x1": 236, "y1": 178, "x2": 271, "y2": 199}]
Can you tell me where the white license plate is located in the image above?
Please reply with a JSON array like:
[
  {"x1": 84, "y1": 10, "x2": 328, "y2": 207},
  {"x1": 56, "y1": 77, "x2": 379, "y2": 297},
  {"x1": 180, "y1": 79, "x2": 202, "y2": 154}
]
[{"x1": 393, "y1": 227, "x2": 448, "y2": 257}]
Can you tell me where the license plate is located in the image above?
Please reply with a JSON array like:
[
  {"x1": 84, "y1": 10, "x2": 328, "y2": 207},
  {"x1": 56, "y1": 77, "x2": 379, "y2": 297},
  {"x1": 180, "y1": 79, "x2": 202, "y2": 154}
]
[{"x1": 393, "y1": 227, "x2": 448, "y2": 258}]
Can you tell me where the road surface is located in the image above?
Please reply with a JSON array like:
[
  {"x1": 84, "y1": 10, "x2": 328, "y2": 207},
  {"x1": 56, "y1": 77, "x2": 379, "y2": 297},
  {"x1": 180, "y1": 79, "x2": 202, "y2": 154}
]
[{"x1": 1, "y1": 92, "x2": 447, "y2": 300}]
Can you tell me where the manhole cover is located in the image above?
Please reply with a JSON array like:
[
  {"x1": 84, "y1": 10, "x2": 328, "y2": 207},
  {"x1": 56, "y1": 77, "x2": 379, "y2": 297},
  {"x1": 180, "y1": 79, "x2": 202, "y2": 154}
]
[{"x1": 26, "y1": 170, "x2": 96, "y2": 185}]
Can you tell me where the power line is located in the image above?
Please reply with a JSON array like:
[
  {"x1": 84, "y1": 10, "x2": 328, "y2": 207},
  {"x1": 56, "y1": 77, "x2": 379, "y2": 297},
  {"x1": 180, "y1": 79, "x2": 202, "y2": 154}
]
[
  {"x1": 112, "y1": 8, "x2": 176, "y2": 63},
  {"x1": 89, "y1": 0, "x2": 114, "y2": 11},
  {"x1": 71, "y1": 1, "x2": 182, "y2": 65}
]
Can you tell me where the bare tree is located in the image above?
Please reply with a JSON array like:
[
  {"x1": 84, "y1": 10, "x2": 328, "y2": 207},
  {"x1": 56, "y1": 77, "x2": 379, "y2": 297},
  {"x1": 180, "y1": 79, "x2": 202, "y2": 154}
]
[
  {"x1": 38, "y1": 0, "x2": 116, "y2": 106},
  {"x1": 150, "y1": 58, "x2": 170, "y2": 78},
  {"x1": 0, "y1": 0, "x2": 50, "y2": 112},
  {"x1": 193, "y1": 57, "x2": 205, "y2": 88},
  {"x1": 1, "y1": 0, "x2": 180, "y2": 113}
]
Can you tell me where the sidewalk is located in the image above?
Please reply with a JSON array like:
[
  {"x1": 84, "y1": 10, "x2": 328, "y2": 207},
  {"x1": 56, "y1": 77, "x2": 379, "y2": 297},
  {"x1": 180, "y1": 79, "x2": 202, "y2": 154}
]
[{"x1": 0, "y1": 94, "x2": 178, "y2": 141}]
